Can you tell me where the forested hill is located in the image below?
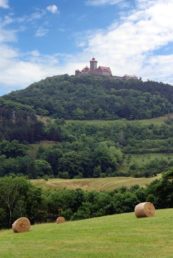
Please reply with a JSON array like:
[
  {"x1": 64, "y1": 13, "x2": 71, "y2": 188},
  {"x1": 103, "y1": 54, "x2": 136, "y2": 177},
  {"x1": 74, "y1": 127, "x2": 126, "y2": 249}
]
[{"x1": 3, "y1": 74, "x2": 173, "y2": 120}]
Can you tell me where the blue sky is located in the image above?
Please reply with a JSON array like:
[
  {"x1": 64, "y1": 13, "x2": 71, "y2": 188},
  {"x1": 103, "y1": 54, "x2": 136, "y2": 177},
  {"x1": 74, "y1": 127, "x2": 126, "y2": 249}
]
[{"x1": 1, "y1": 0, "x2": 173, "y2": 95}]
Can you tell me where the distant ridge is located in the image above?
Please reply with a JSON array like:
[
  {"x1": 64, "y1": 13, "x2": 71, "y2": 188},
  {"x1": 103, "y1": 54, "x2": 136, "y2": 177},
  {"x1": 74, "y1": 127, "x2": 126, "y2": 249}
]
[{"x1": 2, "y1": 74, "x2": 173, "y2": 120}]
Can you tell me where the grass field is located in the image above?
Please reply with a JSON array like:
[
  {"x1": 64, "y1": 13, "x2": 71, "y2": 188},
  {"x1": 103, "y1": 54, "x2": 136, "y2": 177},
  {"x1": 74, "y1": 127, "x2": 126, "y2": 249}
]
[
  {"x1": 38, "y1": 113, "x2": 173, "y2": 127},
  {"x1": 1, "y1": 209, "x2": 173, "y2": 258},
  {"x1": 66, "y1": 113, "x2": 173, "y2": 126},
  {"x1": 32, "y1": 176, "x2": 159, "y2": 191},
  {"x1": 126, "y1": 153, "x2": 173, "y2": 167}
]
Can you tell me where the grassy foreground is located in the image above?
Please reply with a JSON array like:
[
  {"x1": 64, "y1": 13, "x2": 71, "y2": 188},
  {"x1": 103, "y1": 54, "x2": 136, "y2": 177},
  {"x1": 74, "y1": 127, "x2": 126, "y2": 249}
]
[
  {"x1": 1, "y1": 209, "x2": 173, "y2": 258},
  {"x1": 32, "y1": 176, "x2": 158, "y2": 191}
]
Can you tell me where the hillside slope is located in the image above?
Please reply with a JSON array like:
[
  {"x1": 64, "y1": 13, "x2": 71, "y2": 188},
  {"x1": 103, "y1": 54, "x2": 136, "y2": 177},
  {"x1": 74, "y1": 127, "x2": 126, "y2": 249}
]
[
  {"x1": 1, "y1": 209, "x2": 173, "y2": 258},
  {"x1": 3, "y1": 74, "x2": 173, "y2": 120}
]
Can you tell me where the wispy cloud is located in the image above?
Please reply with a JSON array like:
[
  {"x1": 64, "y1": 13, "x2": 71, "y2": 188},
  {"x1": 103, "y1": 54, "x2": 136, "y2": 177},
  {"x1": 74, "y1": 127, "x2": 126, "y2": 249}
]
[
  {"x1": 28, "y1": 9, "x2": 46, "y2": 21},
  {"x1": 0, "y1": 29, "x2": 16, "y2": 43},
  {"x1": 16, "y1": 9, "x2": 46, "y2": 24},
  {"x1": 0, "y1": 8, "x2": 54, "y2": 40},
  {"x1": 35, "y1": 27, "x2": 49, "y2": 37},
  {"x1": 46, "y1": 4, "x2": 59, "y2": 14},
  {"x1": 11, "y1": 6, "x2": 58, "y2": 26},
  {"x1": 0, "y1": 0, "x2": 9, "y2": 9},
  {"x1": 0, "y1": 3, "x2": 62, "y2": 93},
  {"x1": 1, "y1": 15, "x2": 14, "y2": 26},
  {"x1": 86, "y1": 0, "x2": 125, "y2": 6}
]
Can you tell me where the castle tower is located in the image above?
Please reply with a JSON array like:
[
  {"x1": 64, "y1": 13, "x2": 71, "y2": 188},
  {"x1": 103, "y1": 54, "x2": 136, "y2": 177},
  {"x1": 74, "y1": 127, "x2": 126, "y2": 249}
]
[{"x1": 90, "y1": 57, "x2": 97, "y2": 71}]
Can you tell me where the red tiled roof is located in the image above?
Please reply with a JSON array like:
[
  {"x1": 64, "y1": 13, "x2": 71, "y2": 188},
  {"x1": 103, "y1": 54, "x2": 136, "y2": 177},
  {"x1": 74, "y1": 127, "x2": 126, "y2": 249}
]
[
  {"x1": 82, "y1": 66, "x2": 90, "y2": 72},
  {"x1": 98, "y1": 66, "x2": 111, "y2": 72}
]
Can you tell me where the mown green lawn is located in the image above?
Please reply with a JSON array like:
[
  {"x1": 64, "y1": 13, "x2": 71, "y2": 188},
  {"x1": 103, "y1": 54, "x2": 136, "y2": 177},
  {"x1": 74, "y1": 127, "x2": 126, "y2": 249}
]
[{"x1": 1, "y1": 209, "x2": 173, "y2": 258}]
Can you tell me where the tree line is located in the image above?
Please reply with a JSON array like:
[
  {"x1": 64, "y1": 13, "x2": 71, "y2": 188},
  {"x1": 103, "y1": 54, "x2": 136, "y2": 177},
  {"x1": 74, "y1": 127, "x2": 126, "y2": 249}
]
[{"x1": 0, "y1": 172, "x2": 173, "y2": 229}]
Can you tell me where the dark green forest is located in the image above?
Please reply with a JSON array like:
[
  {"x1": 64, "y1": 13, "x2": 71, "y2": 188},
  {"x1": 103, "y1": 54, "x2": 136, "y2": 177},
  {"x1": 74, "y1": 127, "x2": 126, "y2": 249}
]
[
  {"x1": 1, "y1": 118, "x2": 173, "y2": 178},
  {"x1": 3, "y1": 74, "x2": 173, "y2": 120}
]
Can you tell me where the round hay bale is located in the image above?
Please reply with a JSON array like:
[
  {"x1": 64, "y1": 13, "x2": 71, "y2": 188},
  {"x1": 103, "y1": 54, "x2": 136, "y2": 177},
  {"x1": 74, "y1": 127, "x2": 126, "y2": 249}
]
[
  {"x1": 56, "y1": 216, "x2": 65, "y2": 224},
  {"x1": 12, "y1": 217, "x2": 31, "y2": 233},
  {"x1": 134, "y1": 202, "x2": 155, "y2": 218}
]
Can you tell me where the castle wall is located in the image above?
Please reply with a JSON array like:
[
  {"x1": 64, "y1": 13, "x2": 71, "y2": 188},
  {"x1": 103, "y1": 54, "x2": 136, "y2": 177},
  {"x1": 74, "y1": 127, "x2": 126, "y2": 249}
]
[{"x1": 75, "y1": 59, "x2": 112, "y2": 77}]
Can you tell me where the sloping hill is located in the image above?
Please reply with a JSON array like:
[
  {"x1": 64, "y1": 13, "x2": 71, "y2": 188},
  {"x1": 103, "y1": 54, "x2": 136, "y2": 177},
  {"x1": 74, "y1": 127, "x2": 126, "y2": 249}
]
[
  {"x1": 1, "y1": 209, "x2": 173, "y2": 258},
  {"x1": 3, "y1": 74, "x2": 173, "y2": 120}
]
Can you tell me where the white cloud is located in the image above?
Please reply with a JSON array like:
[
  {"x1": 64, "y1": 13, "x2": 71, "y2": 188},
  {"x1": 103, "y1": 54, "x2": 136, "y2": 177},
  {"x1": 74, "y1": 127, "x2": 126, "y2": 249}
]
[
  {"x1": 1, "y1": 15, "x2": 13, "y2": 26},
  {"x1": 0, "y1": 28, "x2": 16, "y2": 42},
  {"x1": 0, "y1": 0, "x2": 9, "y2": 8},
  {"x1": 0, "y1": 26, "x2": 56, "y2": 92},
  {"x1": 35, "y1": 27, "x2": 49, "y2": 37},
  {"x1": 0, "y1": 46, "x2": 61, "y2": 92},
  {"x1": 142, "y1": 55, "x2": 173, "y2": 83},
  {"x1": 86, "y1": 0, "x2": 121, "y2": 5},
  {"x1": 29, "y1": 10, "x2": 46, "y2": 21},
  {"x1": 2, "y1": 0, "x2": 173, "y2": 95},
  {"x1": 86, "y1": 0, "x2": 125, "y2": 5},
  {"x1": 80, "y1": 0, "x2": 173, "y2": 83},
  {"x1": 46, "y1": 4, "x2": 59, "y2": 14},
  {"x1": 16, "y1": 10, "x2": 46, "y2": 24},
  {"x1": 0, "y1": 6, "x2": 60, "y2": 94}
]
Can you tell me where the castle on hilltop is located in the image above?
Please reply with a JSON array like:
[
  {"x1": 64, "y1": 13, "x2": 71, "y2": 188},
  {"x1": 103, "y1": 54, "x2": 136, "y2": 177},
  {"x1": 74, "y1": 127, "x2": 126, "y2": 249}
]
[{"x1": 75, "y1": 58, "x2": 112, "y2": 76}]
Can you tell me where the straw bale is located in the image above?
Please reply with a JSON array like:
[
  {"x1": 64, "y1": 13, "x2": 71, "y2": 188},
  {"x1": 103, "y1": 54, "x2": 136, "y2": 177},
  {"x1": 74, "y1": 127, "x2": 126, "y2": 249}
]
[
  {"x1": 135, "y1": 202, "x2": 155, "y2": 218},
  {"x1": 12, "y1": 217, "x2": 31, "y2": 233},
  {"x1": 56, "y1": 216, "x2": 66, "y2": 224}
]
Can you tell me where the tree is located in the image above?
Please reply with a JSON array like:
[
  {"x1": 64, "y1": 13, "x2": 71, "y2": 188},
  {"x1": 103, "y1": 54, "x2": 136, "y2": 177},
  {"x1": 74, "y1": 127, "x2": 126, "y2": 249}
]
[
  {"x1": 0, "y1": 176, "x2": 31, "y2": 227},
  {"x1": 0, "y1": 140, "x2": 27, "y2": 158},
  {"x1": 93, "y1": 142, "x2": 123, "y2": 174},
  {"x1": 32, "y1": 159, "x2": 52, "y2": 178}
]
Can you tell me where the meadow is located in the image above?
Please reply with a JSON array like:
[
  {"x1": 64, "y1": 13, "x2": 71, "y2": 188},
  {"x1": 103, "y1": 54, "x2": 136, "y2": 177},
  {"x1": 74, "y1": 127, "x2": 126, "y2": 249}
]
[
  {"x1": 32, "y1": 176, "x2": 159, "y2": 191},
  {"x1": 1, "y1": 209, "x2": 173, "y2": 258},
  {"x1": 65, "y1": 112, "x2": 172, "y2": 126}
]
